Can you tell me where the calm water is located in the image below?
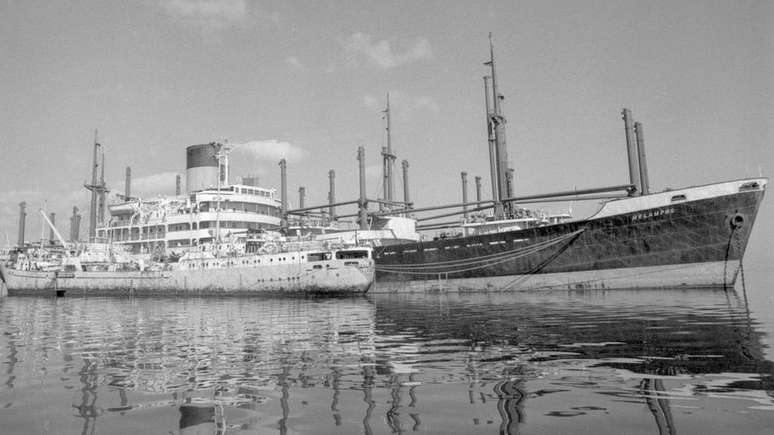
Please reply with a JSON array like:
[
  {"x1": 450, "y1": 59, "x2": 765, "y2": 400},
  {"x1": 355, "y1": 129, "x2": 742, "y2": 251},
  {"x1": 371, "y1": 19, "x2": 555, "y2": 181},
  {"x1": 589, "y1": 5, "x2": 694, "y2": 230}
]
[{"x1": 0, "y1": 287, "x2": 773, "y2": 434}]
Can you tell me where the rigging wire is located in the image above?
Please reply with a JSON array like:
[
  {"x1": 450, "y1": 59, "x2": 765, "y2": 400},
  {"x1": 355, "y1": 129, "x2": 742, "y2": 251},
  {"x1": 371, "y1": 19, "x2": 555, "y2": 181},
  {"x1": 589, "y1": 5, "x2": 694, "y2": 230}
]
[{"x1": 375, "y1": 229, "x2": 584, "y2": 275}]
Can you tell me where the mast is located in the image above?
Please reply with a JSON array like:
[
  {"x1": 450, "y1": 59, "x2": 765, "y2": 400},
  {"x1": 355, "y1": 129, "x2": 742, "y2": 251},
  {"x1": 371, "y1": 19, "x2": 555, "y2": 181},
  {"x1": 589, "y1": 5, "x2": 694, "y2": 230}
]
[
  {"x1": 401, "y1": 160, "x2": 411, "y2": 209},
  {"x1": 86, "y1": 130, "x2": 99, "y2": 241},
  {"x1": 213, "y1": 142, "x2": 230, "y2": 251},
  {"x1": 381, "y1": 146, "x2": 389, "y2": 211},
  {"x1": 483, "y1": 76, "x2": 499, "y2": 204},
  {"x1": 39, "y1": 201, "x2": 46, "y2": 254},
  {"x1": 622, "y1": 108, "x2": 642, "y2": 196},
  {"x1": 486, "y1": 33, "x2": 511, "y2": 218},
  {"x1": 84, "y1": 130, "x2": 109, "y2": 241},
  {"x1": 279, "y1": 159, "x2": 288, "y2": 226},
  {"x1": 357, "y1": 146, "x2": 368, "y2": 230},
  {"x1": 381, "y1": 93, "x2": 396, "y2": 208},
  {"x1": 386, "y1": 93, "x2": 394, "y2": 203},
  {"x1": 98, "y1": 151, "x2": 106, "y2": 227}
]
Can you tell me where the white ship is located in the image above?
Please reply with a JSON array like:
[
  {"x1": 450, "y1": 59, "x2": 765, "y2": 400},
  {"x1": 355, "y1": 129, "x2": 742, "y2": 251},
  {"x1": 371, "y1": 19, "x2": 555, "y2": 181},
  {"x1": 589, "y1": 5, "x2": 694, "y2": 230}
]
[
  {"x1": 96, "y1": 143, "x2": 284, "y2": 256},
  {"x1": 0, "y1": 236, "x2": 374, "y2": 296}
]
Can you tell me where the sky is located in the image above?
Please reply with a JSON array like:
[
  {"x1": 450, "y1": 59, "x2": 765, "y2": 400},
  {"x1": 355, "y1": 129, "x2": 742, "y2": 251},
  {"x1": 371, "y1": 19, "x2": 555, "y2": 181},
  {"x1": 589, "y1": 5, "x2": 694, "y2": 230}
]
[{"x1": 1, "y1": 0, "x2": 772, "y2": 271}]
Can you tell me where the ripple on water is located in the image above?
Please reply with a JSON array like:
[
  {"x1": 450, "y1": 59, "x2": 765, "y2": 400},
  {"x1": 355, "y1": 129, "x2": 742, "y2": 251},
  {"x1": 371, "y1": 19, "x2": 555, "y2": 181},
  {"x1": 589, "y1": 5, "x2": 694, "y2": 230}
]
[{"x1": 0, "y1": 290, "x2": 771, "y2": 434}]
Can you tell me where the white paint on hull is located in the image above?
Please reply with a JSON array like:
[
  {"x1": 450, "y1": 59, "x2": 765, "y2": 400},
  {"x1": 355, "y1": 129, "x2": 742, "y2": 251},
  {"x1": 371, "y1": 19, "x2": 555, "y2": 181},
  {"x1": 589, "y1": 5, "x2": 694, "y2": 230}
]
[
  {"x1": 591, "y1": 178, "x2": 767, "y2": 219},
  {"x1": 4, "y1": 260, "x2": 374, "y2": 296},
  {"x1": 372, "y1": 260, "x2": 741, "y2": 293}
]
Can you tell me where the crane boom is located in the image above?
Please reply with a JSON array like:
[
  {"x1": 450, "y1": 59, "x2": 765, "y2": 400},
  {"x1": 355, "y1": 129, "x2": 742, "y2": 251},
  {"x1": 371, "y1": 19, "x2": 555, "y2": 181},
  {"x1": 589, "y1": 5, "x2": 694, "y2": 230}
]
[{"x1": 39, "y1": 210, "x2": 70, "y2": 256}]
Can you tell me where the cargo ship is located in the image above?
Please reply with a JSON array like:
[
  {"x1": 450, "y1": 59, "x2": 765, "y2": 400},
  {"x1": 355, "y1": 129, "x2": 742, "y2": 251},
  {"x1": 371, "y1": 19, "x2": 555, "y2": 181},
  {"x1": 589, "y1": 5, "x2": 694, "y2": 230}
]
[
  {"x1": 372, "y1": 177, "x2": 765, "y2": 291},
  {"x1": 370, "y1": 37, "x2": 766, "y2": 291}
]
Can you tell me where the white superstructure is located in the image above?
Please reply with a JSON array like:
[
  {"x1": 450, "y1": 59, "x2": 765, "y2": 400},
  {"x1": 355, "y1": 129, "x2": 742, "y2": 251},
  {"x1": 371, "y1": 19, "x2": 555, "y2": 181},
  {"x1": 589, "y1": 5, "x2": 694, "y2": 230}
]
[{"x1": 98, "y1": 184, "x2": 282, "y2": 255}]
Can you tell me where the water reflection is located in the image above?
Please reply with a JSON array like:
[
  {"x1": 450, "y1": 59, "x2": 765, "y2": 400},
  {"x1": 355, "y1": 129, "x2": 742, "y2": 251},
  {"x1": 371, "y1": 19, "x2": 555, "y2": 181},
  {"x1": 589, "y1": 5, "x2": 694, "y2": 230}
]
[
  {"x1": 640, "y1": 378, "x2": 676, "y2": 435},
  {"x1": 179, "y1": 403, "x2": 217, "y2": 434},
  {"x1": 72, "y1": 358, "x2": 100, "y2": 435},
  {"x1": 0, "y1": 289, "x2": 771, "y2": 434}
]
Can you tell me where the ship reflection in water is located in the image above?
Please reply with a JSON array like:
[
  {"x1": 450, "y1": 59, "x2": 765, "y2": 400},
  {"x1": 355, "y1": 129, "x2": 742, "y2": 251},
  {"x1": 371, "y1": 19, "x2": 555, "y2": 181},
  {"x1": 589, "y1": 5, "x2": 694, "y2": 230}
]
[{"x1": 0, "y1": 290, "x2": 772, "y2": 434}]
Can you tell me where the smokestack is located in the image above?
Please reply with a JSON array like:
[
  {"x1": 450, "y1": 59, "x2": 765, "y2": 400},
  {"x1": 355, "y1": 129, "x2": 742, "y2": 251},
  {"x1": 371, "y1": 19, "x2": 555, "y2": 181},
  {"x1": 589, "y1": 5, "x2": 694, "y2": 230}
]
[
  {"x1": 279, "y1": 159, "x2": 287, "y2": 218},
  {"x1": 475, "y1": 176, "x2": 482, "y2": 203},
  {"x1": 634, "y1": 122, "x2": 650, "y2": 195},
  {"x1": 622, "y1": 108, "x2": 642, "y2": 196},
  {"x1": 70, "y1": 207, "x2": 80, "y2": 242},
  {"x1": 402, "y1": 160, "x2": 411, "y2": 209},
  {"x1": 125, "y1": 167, "x2": 131, "y2": 198},
  {"x1": 176, "y1": 174, "x2": 181, "y2": 196},
  {"x1": 461, "y1": 172, "x2": 469, "y2": 219},
  {"x1": 17, "y1": 202, "x2": 26, "y2": 247},
  {"x1": 49, "y1": 212, "x2": 56, "y2": 245},
  {"x1": 357, "y1": 146, "x2": 368, "y2": 230},
  {"x1": 298, "y1": 187, "x2": 305, "y2": 210},
  {"x1": 328, "y1": 169, "x2": 336, "y2": 220},
  {"x1": 74, "y1": 213, "x2": 81, "y2": 242},
  {"x1": 483, "y1": 76, "x2": 499, "y2": 203}
]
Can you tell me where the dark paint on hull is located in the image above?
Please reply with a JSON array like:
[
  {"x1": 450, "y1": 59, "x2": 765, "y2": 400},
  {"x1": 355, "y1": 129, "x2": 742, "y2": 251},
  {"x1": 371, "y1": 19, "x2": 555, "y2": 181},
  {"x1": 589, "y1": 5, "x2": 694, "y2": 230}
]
[{"x1": 374, "y1": 190, "x2": 764, "y2": 285}]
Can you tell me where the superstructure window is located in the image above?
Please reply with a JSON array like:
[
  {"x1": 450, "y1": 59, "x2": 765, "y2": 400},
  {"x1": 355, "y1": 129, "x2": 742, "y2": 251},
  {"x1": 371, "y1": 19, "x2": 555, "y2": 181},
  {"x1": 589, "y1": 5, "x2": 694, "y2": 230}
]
[
  {"x1": 307, "y1": 252, "x2": 332, "y2": 262},
  {"x1": 336, "y1": 250, "x2": 369, "y2": 259}
]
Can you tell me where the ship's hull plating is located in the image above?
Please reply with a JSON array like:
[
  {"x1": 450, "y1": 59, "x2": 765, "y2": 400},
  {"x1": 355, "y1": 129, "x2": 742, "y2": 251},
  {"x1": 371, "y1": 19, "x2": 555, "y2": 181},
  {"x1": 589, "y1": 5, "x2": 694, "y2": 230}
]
[
  {"x1": 1, "y1": 260, "x2": 374, "y2": 296},
  {"x1": 374, "y1": 179, "x2": 765, "y2": 291}
]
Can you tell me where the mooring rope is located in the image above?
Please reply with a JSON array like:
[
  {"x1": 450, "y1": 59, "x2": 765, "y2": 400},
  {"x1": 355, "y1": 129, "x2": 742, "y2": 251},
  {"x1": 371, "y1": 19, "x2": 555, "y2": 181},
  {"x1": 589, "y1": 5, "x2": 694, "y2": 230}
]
[
  {"x1": 722, "y1": 225, "x2": 736, "y2": 291},
  {"x1": 375, "y1": 228, "x2": 585, "y2": 276},
  {"x1": 496, "y1": 229, "x2": 585, "y2": 289}
]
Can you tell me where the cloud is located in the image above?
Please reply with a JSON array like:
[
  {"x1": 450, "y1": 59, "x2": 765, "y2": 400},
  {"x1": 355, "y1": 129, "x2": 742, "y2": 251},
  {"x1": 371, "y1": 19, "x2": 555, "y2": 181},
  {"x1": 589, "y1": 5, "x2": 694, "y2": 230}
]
[
  {"x1": 340, "y1": 33, "x2": 433, "y2": 69},
  {"x1": 362, "y1": 91, "x2": 440, "y2": 116},
  {"x1": 285, "y1": 56, "x2": 306, "y2": 72},
  {"x1": 160, "y1": 0, "x2": 247, "y2": 28},
  {"x1": 131, "y1": 172, "x2": 182, "y2": 197},
  {"x1": 231, "y1": 140, "x2": 308, "y2": 162}
]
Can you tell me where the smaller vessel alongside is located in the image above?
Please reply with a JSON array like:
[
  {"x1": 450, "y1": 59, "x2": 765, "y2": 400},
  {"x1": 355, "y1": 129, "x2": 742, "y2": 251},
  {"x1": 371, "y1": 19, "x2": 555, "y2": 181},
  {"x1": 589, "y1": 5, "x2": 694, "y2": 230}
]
[{"x1": 0, "y1": 234, "x2": 374, "y2": 296}]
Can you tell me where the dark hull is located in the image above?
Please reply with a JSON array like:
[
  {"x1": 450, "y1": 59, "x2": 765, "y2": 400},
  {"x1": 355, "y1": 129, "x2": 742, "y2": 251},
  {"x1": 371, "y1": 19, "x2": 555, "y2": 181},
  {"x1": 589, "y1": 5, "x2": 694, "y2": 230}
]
[{"x1": 374, "y1": 181, "x2": 765, "y2": 290}]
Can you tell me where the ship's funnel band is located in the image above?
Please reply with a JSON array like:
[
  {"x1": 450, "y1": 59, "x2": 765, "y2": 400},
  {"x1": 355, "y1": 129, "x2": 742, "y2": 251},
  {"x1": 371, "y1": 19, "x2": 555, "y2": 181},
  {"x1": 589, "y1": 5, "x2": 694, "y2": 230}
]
[{"x1": 186, "y1": 144, "x2": 221, "y2": 193}]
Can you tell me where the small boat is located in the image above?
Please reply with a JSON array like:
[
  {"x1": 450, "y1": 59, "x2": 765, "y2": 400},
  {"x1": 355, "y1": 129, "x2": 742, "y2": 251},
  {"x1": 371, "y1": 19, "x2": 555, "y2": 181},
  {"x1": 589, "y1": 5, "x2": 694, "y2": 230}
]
[{"x1": 0, "y1": 235, "x2": 374, "y2": 296}]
